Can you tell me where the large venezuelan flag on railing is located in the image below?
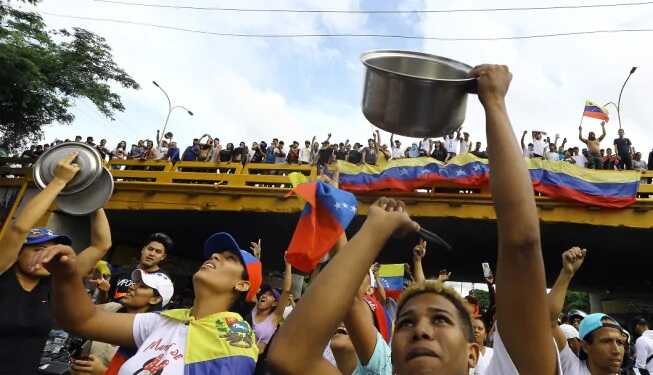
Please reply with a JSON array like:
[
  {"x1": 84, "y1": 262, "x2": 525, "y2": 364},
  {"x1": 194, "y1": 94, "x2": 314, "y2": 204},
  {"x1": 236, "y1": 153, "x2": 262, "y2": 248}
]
[{"x1": 337, "y1": 154, "x2": 640, "y2": 208}]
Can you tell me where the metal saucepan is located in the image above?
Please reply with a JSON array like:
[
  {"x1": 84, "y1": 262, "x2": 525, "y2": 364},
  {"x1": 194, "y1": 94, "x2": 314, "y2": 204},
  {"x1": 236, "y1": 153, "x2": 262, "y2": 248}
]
[
  {"x1": 361, "y1": 50, "x2": 477, "y2": 138},
  {"x1": 55, "y1": 167, "x2": 114, "y2": 216},
  {"x1": 33, "y1": 142, "x2": 104, "y2": 195}
]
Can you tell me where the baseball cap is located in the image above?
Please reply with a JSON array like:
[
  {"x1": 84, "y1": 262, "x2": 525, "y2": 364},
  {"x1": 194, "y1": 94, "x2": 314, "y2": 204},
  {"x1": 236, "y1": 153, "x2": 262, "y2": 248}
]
[
  {"x1": 579, "y1": 313, "x2": 623, "y2": 340},
  {"x1": 203, "y1": 232, "x2": 263, "y2": 303},
  {"x1": 560, "y1": 324, "x2": 580, "y2": 340},
  {"x1": 258, "y1": 284, "x2": 281, "y2": 301},
  {"x1": 25, "y1": 227, "x2": 72, "y2": 246},
  {"x1": 131, "y1": 269, "x2": 174, "y2": 307}
]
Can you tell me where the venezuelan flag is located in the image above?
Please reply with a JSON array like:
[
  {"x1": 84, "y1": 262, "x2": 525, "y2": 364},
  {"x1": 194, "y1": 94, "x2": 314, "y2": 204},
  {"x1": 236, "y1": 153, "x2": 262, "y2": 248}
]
[
  {"x1": 527, "y1": 158, "x2": 639, "y2": 208},
  {"x1": 583, "y1": 100, "x2": 610, "y2": 122},
  {"x1": 338, "y1": 154, "x2": 640, "y2": 208},
  {"x1": 378, "y1": 264, "x2": 406, "y2": 300},
  {"x1": 337, "y1": 153, "x2": 490, "y2": 192}
]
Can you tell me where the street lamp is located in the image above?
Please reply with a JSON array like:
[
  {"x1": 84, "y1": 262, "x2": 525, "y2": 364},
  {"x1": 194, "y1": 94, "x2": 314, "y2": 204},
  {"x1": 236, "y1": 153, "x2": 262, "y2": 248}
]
[
  {"x1": 152, "y1": 81, "x2": 193, "y2": 140},
  {"x1": 604, "y1": 67, "x2": 637, "y2": 130}
]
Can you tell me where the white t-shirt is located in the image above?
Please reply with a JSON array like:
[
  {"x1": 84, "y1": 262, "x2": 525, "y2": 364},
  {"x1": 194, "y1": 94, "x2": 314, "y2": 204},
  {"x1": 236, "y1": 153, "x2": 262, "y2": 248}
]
[
  {"x1": 299, "y1": 147, "x2": 312, "y2": 163},
  {"x1": 391, "y1": 147, "x2": 404, "y2": 159},
  {"x1": 635, "y1": 330, "x2": 653, "y2": 371},
  {"x1": 572, "y1": 154, "x2": 587, "y2": 168},
  {"x1": 354, "y1": 328, "x2": 561, "y2": 375},
  {"x1": 560, "y1": 344, "x2": 591, "y2": 375},
  {"x1": 533, "y1": 140, "x2": 546, "y2": 157},
  {"x1": 445, "y1": 138, "x2": 460, "y2": 154},
  {"x1": 460, "y1": 140, "x2": 471, "y2": 155},
  {"x1": 116, "y1": 310, "x2": 257, "y2": 375},
  {"x1": 546, "y1": 150, "x2": 561, "y2": 161},
  {"x1": 474, "y1": 347, "x2": 494, "y2": 375}
]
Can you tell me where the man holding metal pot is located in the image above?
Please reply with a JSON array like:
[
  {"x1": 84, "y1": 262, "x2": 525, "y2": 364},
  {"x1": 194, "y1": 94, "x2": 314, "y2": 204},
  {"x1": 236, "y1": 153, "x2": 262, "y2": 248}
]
[{"x1": 0, "y1": 152, "x2": 113, "y2": 375}]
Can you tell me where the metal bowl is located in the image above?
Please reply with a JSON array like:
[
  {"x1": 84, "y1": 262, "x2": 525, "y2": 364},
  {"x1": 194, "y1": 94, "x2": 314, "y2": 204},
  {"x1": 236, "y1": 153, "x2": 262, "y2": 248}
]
[
  {"x1": 55, "y1": 167, "x2": 114, "y2": 216},
  {"x1": 361, "y1": 50, "x2": 477, "y2": 138},
  {"x1": 33, "y1": 142, "x2": 104, "y2": 195}
]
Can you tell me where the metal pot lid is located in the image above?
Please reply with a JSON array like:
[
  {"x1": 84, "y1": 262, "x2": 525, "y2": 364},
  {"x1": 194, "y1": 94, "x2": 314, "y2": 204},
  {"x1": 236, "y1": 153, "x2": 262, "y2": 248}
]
[
  {"x1": 33, "y1": 142, "x2": 103, "y2": 195},
  {"x1": 361, "y1": 50, "x2": 475, "y2": 83},
  {"x1": 55, "y1": 167, "x2": 114, "y2": 216}
]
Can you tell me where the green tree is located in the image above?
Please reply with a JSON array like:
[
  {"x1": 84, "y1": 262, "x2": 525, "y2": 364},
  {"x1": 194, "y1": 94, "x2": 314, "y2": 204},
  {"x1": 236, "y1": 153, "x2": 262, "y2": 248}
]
[
  {"x1": 0, "y1": 2, "x2": 139, "y2": 148},
  {"x1": 565, "y1": 290, "x2": 590, "y2": 312},
  {"x1": 470, "y1": 288, "x2": 491, "y2": 311}
]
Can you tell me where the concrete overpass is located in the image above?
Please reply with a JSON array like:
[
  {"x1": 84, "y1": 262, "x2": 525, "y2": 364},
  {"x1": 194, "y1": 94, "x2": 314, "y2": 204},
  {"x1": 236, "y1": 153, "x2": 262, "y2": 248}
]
[{"x1": 1, "y1": 159, "x2": 652, "y2": 314}]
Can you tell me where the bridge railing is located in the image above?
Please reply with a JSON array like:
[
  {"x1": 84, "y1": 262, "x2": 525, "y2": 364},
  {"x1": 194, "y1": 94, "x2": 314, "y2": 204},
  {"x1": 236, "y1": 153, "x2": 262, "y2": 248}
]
[{"x1": 1, "y1": 158, "x2": 652, "y2": 199}]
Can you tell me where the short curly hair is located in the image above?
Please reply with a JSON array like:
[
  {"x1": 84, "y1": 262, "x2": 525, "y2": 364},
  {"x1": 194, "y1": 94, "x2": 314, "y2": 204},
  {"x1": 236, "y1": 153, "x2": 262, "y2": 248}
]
[{"x1": 396, "y1": 280, "x2": 474, "y2": 342}]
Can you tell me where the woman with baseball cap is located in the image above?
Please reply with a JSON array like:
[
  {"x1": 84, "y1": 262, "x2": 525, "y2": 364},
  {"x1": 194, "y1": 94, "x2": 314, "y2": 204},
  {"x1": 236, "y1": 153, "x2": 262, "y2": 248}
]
[
  {"x1": 252, "y1": 248, "x2": 293, "y2": 353},
  {"x1": 38, "y1": 231, "x2": 262, "y2": 374},
  {"x1": 0, "y1": 153, "x2": 112, "y2": 375}
]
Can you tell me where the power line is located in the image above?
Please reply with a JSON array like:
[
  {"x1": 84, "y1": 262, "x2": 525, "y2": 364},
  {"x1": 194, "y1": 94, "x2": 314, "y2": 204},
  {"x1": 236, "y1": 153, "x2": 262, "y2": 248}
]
[
  {"x1": 41, "y1": 12, "x2": 653, "y2": 41},
  {"x1": 92, "y1": 0, "x2": 653, "y2": 14}
]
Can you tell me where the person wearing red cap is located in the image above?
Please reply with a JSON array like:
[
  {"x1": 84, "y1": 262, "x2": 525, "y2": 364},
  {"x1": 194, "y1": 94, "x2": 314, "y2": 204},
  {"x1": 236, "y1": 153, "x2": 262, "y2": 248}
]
[
  {"x1": 0, "y1": 152, "x2": 112, "y2": 375},
  {"x1": 36, "y1": 231, "x2": 263, "y2": 374}
]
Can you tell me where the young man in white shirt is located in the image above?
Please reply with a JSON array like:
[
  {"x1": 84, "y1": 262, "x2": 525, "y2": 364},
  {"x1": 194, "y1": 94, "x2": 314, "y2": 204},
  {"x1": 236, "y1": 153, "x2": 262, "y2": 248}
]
[
  {"x1": 634, "y1": 318, "x2": 653, "y2": 372},
  {"x1": 390, "y1": 134, "x2": 404, "y2": 160},
  {"x1": 549, "y1": 247, "x2": 629, "y2": 375},
  {"x1": 532, "y1": 131, "x2": 546, "y2": 158},
  {"x1": 268, "y1": 65, "x2": 560, "y2": 375},
  {"x1": 459, "y1": 132, "x2": 472, "y2": 155}
]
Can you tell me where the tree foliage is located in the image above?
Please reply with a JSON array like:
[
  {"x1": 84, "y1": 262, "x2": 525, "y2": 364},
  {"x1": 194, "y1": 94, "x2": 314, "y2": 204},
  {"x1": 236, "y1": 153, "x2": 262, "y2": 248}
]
[{"x1": 0, "y1": 2, "x2": 139, "y2": 148}]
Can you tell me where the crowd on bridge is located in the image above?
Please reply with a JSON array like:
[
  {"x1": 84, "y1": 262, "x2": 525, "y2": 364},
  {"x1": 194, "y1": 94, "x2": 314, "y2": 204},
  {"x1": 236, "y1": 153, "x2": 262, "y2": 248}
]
[
  {"x1": 14, "y1": 116, "x2": 653, "y2": 173},
  {"x1": 3, "y1": 66, "x2": 653, "y2": 375}
]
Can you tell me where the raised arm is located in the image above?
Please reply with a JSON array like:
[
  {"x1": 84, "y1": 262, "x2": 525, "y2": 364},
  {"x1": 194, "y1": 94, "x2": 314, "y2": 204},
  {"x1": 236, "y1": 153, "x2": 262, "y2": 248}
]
[
  {"x1": 598, "y1": 122, "x2": 607, "y2": 141},
  {"x1": 471, "y1": 64, "x2": 556, "y2": 375},
  {"x1": 343, "y1": 295, "x2": 378, "y2": 368},
  {"x1": 75, "y1": 209, "x2": 112, "y2": 276},
  {"x1": 31, "y1": 245, "x2": 136, "y2": 348},
  {"x1": 520, "y1": 130, "x2": 527, "y2": 151},
  {"x1": 412, "y1": 239, "x2": 427, "y2": 283},
  {"x1": 578, "y1": 126, "x2": 587, "y2": 144},
  {"x1": 273, "y1": 255, "x2": 293, "y2": 323},
  {"x1": 548, "y1": 247, "x2": 586, "y2": 350},
  {"x1": 374, "y1": 131, "x2": 380, "y2": 153},
  {"x1": 267, "y1": 198, "x2": 419, "y2": 375},
  {"x1": 323, "y1": 133, "x2": 332, "y2": 144},
  {"x1": 0, "y1": 153, "x2": 79, "y2": 274}
]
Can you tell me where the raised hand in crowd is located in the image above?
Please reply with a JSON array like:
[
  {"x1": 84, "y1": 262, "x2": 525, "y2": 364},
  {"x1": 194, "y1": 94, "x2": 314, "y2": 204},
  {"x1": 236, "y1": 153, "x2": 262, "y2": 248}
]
[
  {"x1": 471, "y1": 63, "x2": 557, "y2": 375},
  {"x1": 412, "y1": 239, "x2": 427, "y2": 283},
  {"x1": 250, "y1": 239, "x2": 262, "y2": 259}
]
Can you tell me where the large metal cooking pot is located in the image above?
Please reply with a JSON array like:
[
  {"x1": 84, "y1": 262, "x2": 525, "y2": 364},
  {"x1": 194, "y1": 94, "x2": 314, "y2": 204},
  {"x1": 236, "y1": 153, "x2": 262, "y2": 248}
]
[
  {"x1": 33, "y1": 142, "x2": 103, "y2": 195},
  {"x1": 361, "y1": 50, "x2": 477, "y2": 138},
  {"x1": 55, "y1": 167, "x2": 114, "y2": 216}
]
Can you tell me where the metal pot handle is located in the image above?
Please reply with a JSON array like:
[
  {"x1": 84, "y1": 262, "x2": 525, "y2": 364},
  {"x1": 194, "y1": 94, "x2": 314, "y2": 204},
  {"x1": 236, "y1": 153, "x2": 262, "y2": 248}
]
[{"x1": 466, "y1": 78, "x2": 478, "y2": 94}]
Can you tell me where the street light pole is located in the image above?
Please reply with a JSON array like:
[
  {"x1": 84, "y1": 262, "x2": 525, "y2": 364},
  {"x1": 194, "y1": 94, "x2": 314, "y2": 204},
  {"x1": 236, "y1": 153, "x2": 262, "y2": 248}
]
[
  {"x1": 152, "y1": 81, "x2": 193, "y2": 142},
  {"x1": 615, "y1": 67, "x2": 637, "y2": 130}
]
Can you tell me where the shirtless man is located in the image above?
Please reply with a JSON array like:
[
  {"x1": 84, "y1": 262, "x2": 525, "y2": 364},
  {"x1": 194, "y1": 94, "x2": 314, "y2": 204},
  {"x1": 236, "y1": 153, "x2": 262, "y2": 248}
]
[{"x1": 579, "y1": 122, "x2": 606, "y2": 169}]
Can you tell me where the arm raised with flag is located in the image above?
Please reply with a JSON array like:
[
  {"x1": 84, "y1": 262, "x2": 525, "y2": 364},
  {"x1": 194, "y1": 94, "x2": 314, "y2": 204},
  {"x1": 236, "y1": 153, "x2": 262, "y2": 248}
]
[{"x1": 268, "y1": 198, "x2": 419, "y2": 375}]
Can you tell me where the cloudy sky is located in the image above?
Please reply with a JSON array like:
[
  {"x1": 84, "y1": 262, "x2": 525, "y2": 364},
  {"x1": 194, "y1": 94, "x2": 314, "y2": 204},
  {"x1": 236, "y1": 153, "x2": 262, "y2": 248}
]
[{"x1": 23, "y1": 0, "x2": 653, "y2": 154}]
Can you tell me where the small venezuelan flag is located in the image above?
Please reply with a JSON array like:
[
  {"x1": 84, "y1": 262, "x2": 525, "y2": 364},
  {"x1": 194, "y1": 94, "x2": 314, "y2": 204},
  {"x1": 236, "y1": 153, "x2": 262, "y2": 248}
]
[
  {"x1": 286, "y1": 181, "x2": 357, "y2": 272},
  {"x1": 583, "y1": 100, "x2": 610, "y2": 122},
  {"x1": 378, "y1": 264, "x2": 406, "y2": 300}
]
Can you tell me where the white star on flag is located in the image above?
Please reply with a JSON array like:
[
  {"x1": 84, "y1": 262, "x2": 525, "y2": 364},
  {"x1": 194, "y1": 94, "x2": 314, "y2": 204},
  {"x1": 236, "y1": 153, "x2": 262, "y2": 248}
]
[
  {"x1": 456, "y1": 169, "x2": 466, "y2": 176},
  {"x1": 399, "y1": 168, "x2": 409, "y2": 176},
  {"x1": 472, "y1": 164, "x2": 481, "y2": 171}
]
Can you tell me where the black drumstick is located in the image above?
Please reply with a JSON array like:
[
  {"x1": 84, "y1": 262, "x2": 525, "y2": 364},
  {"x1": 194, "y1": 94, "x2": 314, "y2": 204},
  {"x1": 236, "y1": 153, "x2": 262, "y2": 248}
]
[{"x1": 418, "y1": 228, "x2": 452, "y2": 251}]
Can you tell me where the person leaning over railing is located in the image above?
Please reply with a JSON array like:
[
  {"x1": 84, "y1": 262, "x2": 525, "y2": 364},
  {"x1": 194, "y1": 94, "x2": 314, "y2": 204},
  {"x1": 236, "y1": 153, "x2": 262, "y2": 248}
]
[{"x1": 0, "y1": 152, "x2": 112, "y2": 375}]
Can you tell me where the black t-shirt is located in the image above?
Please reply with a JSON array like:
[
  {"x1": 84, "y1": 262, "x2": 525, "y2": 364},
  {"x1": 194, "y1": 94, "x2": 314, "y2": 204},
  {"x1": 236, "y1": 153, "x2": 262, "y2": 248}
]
[
  {"x1": 347, "y1": 149, "x2": 362, "y2": 164},
  {"x1": 219, "y1": 149, "x2": 233, "y2": 162},
  {"x1": 335, "y1": 150, "x2": 348, "y2": 160},
  {"x1": 363, "y1": 147, "x2": 378, "y2": 165},
  {"x1": 318, "y1": 148, "x2": 333, "y2": 165},
  {"x1": 0, "y1": 268, "x2": 54, "y2": 374},
  {"x1": 251, "y1": 150, "x2": 264, "y2": 163},
  {"x1": 614, "y1": 138, "x2": 632, "y2": 156},
  {"x1": 431, "y1": 148, "x2": 448, "y2": 162}
]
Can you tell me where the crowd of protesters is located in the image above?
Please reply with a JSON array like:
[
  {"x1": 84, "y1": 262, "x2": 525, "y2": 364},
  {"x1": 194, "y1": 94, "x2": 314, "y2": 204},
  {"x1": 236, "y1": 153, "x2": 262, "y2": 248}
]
[
  {"x1": 13, "y1": 119, "x2": 653, "y2": 173},
  {"x1": 2, "y1": 66, "x2": 653, "y2": 375}
]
